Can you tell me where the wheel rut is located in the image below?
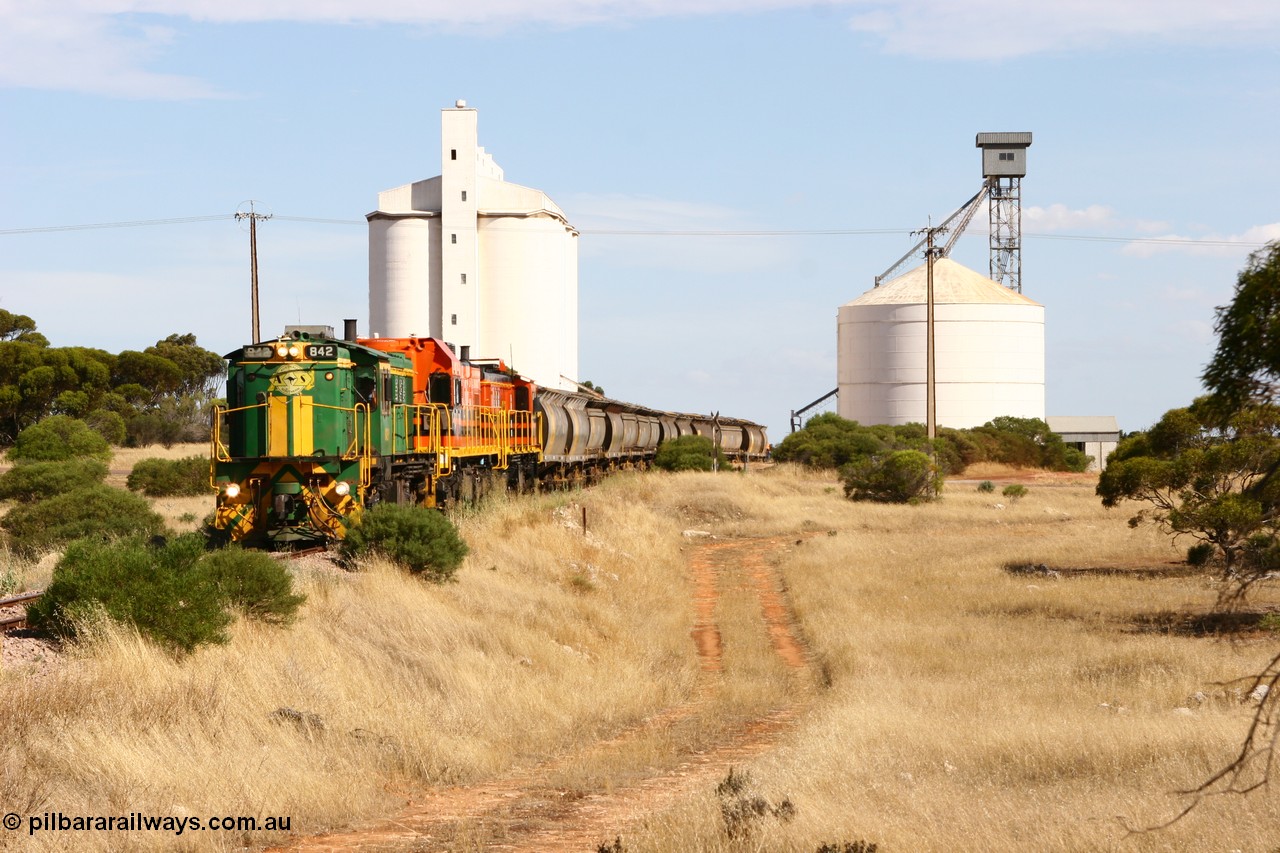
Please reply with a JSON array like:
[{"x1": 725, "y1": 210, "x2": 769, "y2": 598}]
[{"x1": 271, "y1": 534, "x2": 816, "y2": 852}]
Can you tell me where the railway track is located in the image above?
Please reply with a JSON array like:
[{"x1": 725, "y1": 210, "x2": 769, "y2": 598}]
[{"x1": 0, "y1": 589, "x2": 43, "y2": 632}]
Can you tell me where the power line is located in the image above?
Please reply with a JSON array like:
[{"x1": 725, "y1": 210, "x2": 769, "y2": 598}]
[
  {"x1": 0, "y1": 214, "x2": 234, "y2": 235},
  {"x1": 273, "y1": 215, "x2": 364, "y2": 225},
  {"x1": 0, "y1": 214, "x2": 1271, "y2": 249},
  {"x1": 582, "y1": 227, "x2": 905, "y2": 236}
]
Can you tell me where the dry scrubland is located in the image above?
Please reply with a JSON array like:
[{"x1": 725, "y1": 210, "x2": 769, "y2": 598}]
[{"x1": 0, "y1": 459, "x2": 1278, "y2": 851}]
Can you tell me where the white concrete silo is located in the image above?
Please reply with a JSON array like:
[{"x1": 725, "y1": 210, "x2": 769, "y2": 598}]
[
  {"x1": 478, "y1": 178, "x2": 578, "y2": 391},
  {"x1": 837, "y1": 258, "x2": 1044, "y2": 428},
  {"x1": 367, "y1": 102, "x2": 579, "y2": 390}
]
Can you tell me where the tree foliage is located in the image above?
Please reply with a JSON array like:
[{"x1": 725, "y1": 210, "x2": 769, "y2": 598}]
[
  {"x1": 1098, "y1": 401, "x2": 1280, "y2": 580},
  {"x1": 0, "y1": 313, "x2": 224, "y2": 447},
  {"x1": 654, "y1": 434, "x2": 731, "y2": 472},
  {"x1": 1202, "y1": 241, "x2": 1280, "y2": 414},
  {"x1": 774, "y1": 412, "x2": 1089, "y2": 475},
  {"x1": 1120, "y1": 241, "x2": 1280, "y2": 816},
  {"x1": 7, "y1": 415, "x2": 111, "y2": 463}
]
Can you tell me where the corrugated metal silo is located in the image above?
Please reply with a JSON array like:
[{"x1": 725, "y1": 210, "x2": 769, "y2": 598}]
[{"x1": 837, "y1": 258, "x2": 1044, "y2": 427}]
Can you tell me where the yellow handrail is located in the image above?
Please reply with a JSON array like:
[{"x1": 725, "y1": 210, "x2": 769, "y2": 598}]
[{"x1": 211, "y1": 398, "x2": 542, "y2": 486}]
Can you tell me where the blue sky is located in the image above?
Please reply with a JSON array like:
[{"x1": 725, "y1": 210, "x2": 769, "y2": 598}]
[{"x1": 2, "y1": 1, "x2": 1278, "y2": 442}]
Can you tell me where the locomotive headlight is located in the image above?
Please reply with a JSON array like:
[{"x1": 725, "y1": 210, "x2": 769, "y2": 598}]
[
  {"x1": 334, "y1": 482, "x2": 351, "y2": 497},
  {"x1": 275, "y1": 345, "x2": 289, "y2": 357},
  {"x1": 288, "y1": 345, "x2": 301, "y2": 358},
  {"x1": 224, "y1": 483, "x2": 241, "y2": 499}
]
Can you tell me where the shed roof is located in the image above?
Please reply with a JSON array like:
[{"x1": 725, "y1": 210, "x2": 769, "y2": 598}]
[
  {"x1": 1046, "y1": 415, "x2": 1120, "y2": 435},
  {"x1": 841, "y1": 259, "x2": 1042, "y2": 307},
  {"x1": 976, "y1": 132, "x2": 1032, "y2": 147}
]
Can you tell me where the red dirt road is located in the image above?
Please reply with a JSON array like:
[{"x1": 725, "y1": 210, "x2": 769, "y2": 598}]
[{"x1": 270, "y1": 534, "x2": 816, "y2": 852}]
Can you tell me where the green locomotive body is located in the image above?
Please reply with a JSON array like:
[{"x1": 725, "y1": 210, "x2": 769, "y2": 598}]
[{"x1": 211, "y1": 331, "x2": 414, "y2": 547}]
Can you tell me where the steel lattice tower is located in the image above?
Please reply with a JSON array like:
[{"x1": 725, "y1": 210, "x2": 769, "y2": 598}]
[{"x1": 975, "y1": 133, "x2": 1032, "y2": 292}]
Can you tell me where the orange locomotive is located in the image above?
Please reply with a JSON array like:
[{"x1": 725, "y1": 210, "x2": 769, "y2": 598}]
[{"x1": 359, "y1": 335, "x2": 542, "y2": 504}]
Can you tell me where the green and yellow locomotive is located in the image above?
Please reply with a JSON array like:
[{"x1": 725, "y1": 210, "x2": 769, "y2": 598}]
[
  {"x1": 211, "y1": 324, "x2": 543, "y2": 547},
  {"x1": 211, "y1": 330, "x2": 410, "y2": 545}
]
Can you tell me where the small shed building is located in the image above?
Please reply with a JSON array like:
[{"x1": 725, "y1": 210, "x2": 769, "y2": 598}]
[{"x1": 1045, "y1": 415, "x2": 1120, "y2": 472}]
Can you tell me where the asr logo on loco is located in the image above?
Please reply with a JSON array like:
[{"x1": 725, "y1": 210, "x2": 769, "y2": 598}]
[{"x1": 270, "y1": 365, "x2": 315, "y2": 396}]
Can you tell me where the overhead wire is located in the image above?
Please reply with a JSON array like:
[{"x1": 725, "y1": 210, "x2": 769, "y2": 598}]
[{"x1": 0, "y1": 214, "x2": 1271, "y2": 249}]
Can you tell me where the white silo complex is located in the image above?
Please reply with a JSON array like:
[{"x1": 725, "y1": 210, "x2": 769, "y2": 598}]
[
  {"x1": 367, "y1": 101, "x2": 579, "y2": 391},
  {"x1": 837, "y1": 258, "x2": 1044, "y2": 428}
]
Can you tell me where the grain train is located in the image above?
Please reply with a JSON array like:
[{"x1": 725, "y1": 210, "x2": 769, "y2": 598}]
[{"x1": 210, "y1": 324, "x2": 768, "y2": 547}]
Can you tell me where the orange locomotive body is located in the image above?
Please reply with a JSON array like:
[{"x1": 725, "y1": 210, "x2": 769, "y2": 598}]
[{"x1": 358, "y1": 336, "x2": 541, "y2": 499}]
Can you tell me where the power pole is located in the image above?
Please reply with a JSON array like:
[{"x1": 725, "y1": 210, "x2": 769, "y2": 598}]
[
  {"x1": 911, "y1": 222, "x2": 947, "y2": 441},
  {"x1": 235, "y1": 202, "x2": 272, "y2": 343}
]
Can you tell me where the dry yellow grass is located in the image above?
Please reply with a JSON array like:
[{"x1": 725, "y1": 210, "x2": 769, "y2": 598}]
[
  {"x1": 0, "y1": 482, "x2": 700, "y2": 852},
  {"x1": 624, "y1": 466, "x2": 1280, "y2": 852},
  {"x1": 2, "y1": 464, "x2": 1278, "y2": 852}
]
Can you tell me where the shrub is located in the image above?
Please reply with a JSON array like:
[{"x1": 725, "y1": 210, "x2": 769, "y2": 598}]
[
  {"x1": 841, "y1": 450, "x2": 941, "y2": 503},
  {"x1": 201, "y1": 545, "x2": 306, "y2": 624},
  {"x1": 84, "y1": 409, "x2": 127, "y2": 446},
  {"x1": 125, "y1": 411, "x2": 186, "y2": 448},
  {"x1": 976, "y1": 480, "x2": 995, "y2": 494},
  {"x1": 8, "y1": 415, "x2": 111, "y2": 463},
  {"x1": 0, "y1": 485, "x2": 166, "y2": 556},
  {"x1": 127, "y1": 455, "x2": 210, "y2": 497},
  {"x1": 0, "y1": 458, "x2": 108, "y2": 501},
  {"x1": 654, "y1": 435, "x2": 730, "y2": 472},
  {"x1": 1002, "y1": 484, "x2": 1029, "y2": 502},
  {"x1": 779, "y1": 413, "x2": 1090, "y2": 474},
  {"x1": 26, "y1": 535, "x2": 231, "y2": 654},
  {"x1": 339, "y1": 504, "x2": 469, "y2": 581},
  {"x1": 1187, "y1": 542, "x2": 1216, "y2": 567}
]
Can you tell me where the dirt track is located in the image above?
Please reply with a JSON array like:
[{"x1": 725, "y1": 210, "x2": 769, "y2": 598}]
[{"x1": 271, "y1": 534, "x2": 816, "y2": 852}]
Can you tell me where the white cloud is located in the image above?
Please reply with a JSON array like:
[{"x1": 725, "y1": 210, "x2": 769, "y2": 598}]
[
  {"x1": 0, "y1": 4, "x2": 226, "y2": 99},
  {"x1": 844, "y1": 0, "x2": 1280, "y2": 60},
  {"x1": 1121, "y1": 222, "x2": 1280, "y2": 258},
  {"x1": 6, "y1": 0, "x2": 1277, "y2": 97},
  {"x1": 1023, "y1": 203, "x2": 1119, "y2": 232}
]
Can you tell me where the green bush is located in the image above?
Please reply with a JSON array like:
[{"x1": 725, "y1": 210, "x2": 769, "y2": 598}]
[
  {"x1": 976, "y1": 480, "x2": 995, "y2": 494},
  {"x1": 841, "y1": 450, "x2": 941, "y2": 503},
  {"x1": 339, "y1": 504, "x2": 469, "y2": 581},
  {"x1": 8, "y1": 415, "x2": 111, "y2": 463},
  {"x1": 201, "y1": 546, "x2": 306, "y2": 624},
  {"x1": 0, "y1": 485, "x2": 166, "y2": 556},
  {"x1": 1187, "y1": 542, "x2": 1216, "y2": 567},
  {"x1": 1002, "y1": 484, "x2": 1029, "y2": 502},
  {"x1": 0, "y1": 459, "x2": 108, "y2": 501},
  {"x1": 780, "y1": 413, "x2": 1092, "y2": 474},
  {"x1": 84, "y1": 409, "x2": 127, "y2": 446},
  {"x1": 654, "y1": 434, "x2": 731, "y2": 472},
  {"x1": 26, "y1": 535, "x2": 231, "y2": 654},
  {"x1": 127, "y1": 455, "x2": 210, "y2": 497}
]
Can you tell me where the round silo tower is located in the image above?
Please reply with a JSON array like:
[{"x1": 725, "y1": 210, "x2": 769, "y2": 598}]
[
  {"x1": 367, "y1": 102, "x2": 580, "y2": 390},
  {"x1": 837, "y1": 258, "x2": 1044, "y2": 428}
]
